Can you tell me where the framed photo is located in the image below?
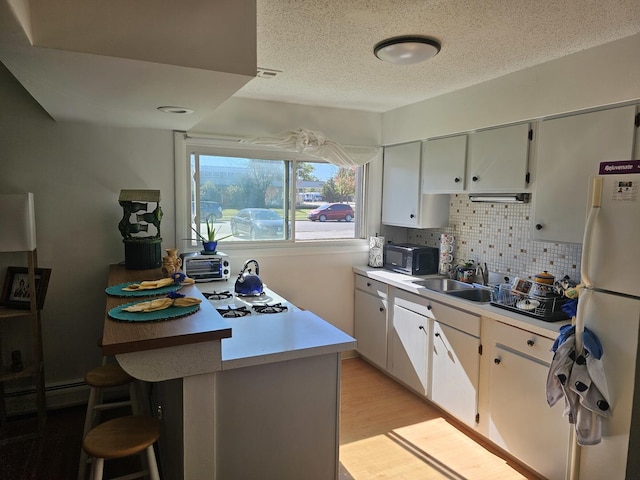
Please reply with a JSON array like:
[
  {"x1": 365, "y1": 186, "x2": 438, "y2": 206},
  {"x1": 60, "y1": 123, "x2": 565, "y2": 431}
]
[{"x1": 1, "y1": 267, "x2": 52, "y2": 310}]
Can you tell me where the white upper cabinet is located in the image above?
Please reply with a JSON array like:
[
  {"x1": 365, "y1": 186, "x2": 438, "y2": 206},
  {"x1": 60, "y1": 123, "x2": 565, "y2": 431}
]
[
  {"x1": 382, "y1": 141, "x2": 450, "y2": 228},
  {"x1": 533, "y1": 105, "x2": 636, "y2": 243},
  {"x1": 421, "y1": 135, "x2": 467, "y2": 193},
  {"x1": 466, "y1": 123, "x2": 531, "y2": 192}
]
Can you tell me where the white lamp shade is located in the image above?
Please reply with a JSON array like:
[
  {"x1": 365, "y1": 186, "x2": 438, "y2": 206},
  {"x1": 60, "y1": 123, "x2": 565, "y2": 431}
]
[{"x1": 0, "y1": 193, "x2": 37, "y2": 251}]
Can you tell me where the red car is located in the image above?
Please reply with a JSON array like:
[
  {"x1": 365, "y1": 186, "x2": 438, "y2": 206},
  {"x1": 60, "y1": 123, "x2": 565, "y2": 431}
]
[{"x1": 307, "y1": 203, "x2": 354, "y2": 222}]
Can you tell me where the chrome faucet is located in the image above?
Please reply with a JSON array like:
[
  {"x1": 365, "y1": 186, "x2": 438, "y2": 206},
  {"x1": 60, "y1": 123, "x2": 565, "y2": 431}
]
[{"x1": 475, "y1": 263, "x2": 489, "y2": 286}]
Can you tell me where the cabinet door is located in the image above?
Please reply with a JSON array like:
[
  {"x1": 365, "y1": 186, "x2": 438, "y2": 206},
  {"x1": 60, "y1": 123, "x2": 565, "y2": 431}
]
[
  {"x1": 354, "y1": 289, "x2": 388, "y2": 369},
  {"x1": 467, "y1": 123, "x2": 530, "y2": 192},
  {"x1": 382, "y1": 142, "x2": 422, "y2": 227},
  {"x1": 390, "y1": 305, "x2": 429, "y2": 395},
  {"x1": 533, "y1": 105, "x2": 636, "y2": 243},
  {"x1": 489, "y1": 346, "x2": 570, "y2": 480},
  {"x1": 431, "y1": 321, "x2": 479, "y2": 427},
  {"x1": 421, "y1": 135, "x2": 467, "y2": 193}
]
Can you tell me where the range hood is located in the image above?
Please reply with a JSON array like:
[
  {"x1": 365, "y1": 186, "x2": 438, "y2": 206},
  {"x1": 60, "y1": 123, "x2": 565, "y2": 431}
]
[{"x1": 468, "y1": 193, "x2": 530, "y2": 203}]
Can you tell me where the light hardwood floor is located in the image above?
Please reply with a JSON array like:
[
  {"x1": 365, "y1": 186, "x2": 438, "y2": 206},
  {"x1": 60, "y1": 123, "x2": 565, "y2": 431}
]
[{"x1": 339, "y1": 357, "x2": 543, "y2": 480}]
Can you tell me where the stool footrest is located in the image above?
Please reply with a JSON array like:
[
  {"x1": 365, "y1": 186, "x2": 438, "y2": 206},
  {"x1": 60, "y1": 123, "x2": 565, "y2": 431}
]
[
  {"x1": 92, "y1": 399, "x2": 133, "y2": 411},
  {"x1": 107, "y1": 468, "x2": 150, "y2": 480}
]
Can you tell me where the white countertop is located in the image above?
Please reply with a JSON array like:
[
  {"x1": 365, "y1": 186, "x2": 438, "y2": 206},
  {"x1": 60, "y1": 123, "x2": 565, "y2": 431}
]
[
  {"x1": 197, "y1": 279, "x2": 356, "y2": 370},
  {"x1": 353, "y1": 266, "x2": 570, "y2": 339},
  {"x1": 219, "y1": 309, "x2": 356, "y2": 369}
]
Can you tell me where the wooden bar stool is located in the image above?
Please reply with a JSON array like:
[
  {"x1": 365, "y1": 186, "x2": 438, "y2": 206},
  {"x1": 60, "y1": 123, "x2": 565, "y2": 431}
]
[
  {"x1": 82, "y1": 415, "x2": 161, "y2": 480},
  {"x1": 78, "y1": 364, "x2": 141, "y2": 480}
]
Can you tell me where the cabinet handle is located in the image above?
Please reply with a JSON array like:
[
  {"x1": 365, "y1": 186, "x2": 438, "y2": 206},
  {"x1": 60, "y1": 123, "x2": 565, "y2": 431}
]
[
  {"x1": 472, "y1": 175, "x2": 479, "y2": 182},
  {"x1": 427, "y1": 305, "x2": 432, "y2": 310},
  {"x1": 379, "y1": 307, "x2": 384, "y2": 312},
  {"x1": 366, "y1": 282, "x2": 371, "y2": 287},
  {"x1": 434, "y1": 332, "x2": 440, "y2": 337},
  {"x1": 494, "y1": 358, "x2": 501, "y2": 365},
  {"x1": 535, "y1": 223, "x2": 543, "y2": 230},
  {"x1": 410, "y1": 214, "x2": 415, "y2": 219},
  {"x1": 527, "y1": 339, "x2": 535, "y2": 347},
  {"x1": 419, "y1": 326, "x2": 425, "y2": 331},
  {"x1": 454, "y1": 177, "x2": 461, "y2": 183}
]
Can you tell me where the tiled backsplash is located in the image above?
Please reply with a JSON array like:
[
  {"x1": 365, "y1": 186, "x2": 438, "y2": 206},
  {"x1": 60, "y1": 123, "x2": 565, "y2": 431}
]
[{"x1": 408, "y1": 195, "x2": 583, "y2": 283}]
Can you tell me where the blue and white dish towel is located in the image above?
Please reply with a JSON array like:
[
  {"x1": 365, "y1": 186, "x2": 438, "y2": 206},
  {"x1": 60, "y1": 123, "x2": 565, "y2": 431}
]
[{"x1": 546, "y1": 324, "x2": 611, "y2": 445}]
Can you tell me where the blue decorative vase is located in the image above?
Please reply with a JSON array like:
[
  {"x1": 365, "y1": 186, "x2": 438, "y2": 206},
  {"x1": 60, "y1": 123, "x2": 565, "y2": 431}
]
[{"x1": 202, "y1": 241, "x2": 218, "y2": 253}]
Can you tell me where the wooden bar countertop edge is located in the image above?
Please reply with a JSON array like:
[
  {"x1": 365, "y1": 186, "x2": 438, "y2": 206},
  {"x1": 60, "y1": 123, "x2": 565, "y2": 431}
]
[{"x1": 102, "y1": 264, "x2": 232, "y2": 356}]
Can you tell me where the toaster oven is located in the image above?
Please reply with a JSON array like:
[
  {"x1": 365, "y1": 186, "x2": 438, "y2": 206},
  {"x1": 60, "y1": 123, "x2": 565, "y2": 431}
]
[{"x1": 181, "y1": 252, "x2": 231, "y2": 282}]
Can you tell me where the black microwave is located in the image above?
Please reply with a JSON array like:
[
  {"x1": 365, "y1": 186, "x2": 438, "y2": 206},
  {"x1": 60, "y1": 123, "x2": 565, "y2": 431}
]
[{"x1": 383, "y1": 243, "x2": 439, "y2": 276}]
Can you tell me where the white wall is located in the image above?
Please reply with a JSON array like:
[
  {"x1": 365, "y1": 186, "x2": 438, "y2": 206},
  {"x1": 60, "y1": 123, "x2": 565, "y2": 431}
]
[
  {"x1": 0, "y1": 64, "x2": 175, "y2": 388},
  {"x1": 383, "y1": 33, "x2": 640, "y2": 145}
]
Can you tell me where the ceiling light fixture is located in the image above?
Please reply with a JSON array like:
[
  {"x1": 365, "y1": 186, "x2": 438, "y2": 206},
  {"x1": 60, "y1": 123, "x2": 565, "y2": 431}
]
[
  {"x1": 157, "y1": 106, "x2": 194, "y2": 115},
  {"x1": 374, "y1": 36, "x2": 441, "y2": 65}
]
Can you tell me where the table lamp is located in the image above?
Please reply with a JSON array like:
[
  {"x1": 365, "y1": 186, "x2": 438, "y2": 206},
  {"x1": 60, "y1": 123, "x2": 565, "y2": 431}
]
[{"x1": 0, "y1": 193, "x2": 36, "y2": 251}]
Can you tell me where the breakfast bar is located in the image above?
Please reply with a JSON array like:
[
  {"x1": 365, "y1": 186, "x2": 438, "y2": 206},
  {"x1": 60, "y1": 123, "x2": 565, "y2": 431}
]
[{"x1": 102, "y1": 265, "x2": 356, "y2": 480}]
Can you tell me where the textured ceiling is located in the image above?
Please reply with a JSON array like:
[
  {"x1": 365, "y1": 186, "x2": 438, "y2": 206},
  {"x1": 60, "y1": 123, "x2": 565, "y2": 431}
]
[
  {"x1": 237, "y1": 0, "x2": 640, "y2": 112},
  {"x1": 1, "y1": 0, "x2": 639, "y2": 130}
]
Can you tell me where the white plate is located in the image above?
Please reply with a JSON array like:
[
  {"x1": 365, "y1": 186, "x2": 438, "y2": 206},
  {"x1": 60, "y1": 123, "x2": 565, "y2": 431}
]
[{"x1": 516, "y1": 299, "x2": 540, "y2": 311}]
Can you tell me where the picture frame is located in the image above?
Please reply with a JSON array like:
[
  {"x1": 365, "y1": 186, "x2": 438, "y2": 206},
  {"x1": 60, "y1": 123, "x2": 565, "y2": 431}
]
[{"x1": 1, "y1": 267, "x2": 52, "y2": 310}]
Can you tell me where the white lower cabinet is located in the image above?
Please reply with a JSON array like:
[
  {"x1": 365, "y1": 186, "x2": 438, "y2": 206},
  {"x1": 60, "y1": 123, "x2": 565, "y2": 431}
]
[
  {"x1": 354, "y1": 276, "x2": 388, "y2": 369},
  {"x1": 431, "y1": 320, "x2": 480, "y2": 428},
  {"x1": 390, "y1": 304, "x2": 429, "y2": 395},
  {"x1": 390, "y1": 289, "x2": 480, "y2": 426},
  {"x1": 486, "y1": 320, "x2": 570, "y2": 480}
]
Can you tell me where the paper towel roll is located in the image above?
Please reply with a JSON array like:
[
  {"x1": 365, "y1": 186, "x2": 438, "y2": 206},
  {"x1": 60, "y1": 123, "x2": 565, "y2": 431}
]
[{"x1": 368, "y1": 236, "x2": 384, "y2": 267}]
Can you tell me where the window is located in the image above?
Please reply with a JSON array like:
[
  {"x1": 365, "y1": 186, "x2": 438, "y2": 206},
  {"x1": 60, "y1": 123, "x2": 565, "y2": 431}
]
[{"x1": 178, "y1": 136, "x2": 366, "y2": 246}]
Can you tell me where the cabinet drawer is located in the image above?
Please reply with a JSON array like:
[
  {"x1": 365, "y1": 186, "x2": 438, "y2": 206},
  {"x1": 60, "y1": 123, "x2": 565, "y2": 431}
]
[
  {"x1": 355, "y1": 275, "x2": 387, "y2": 299},
  {"x1": 394, "y1": 289, "x2": 434, "y2": 318},
  {"x1": 493, "y1": 321, "x2": 554, "y2": 363},
  {"x1": 395, "y1": 289, "x2": 480, "y2": 337},
  {"x1": 430, "y1": 302, "x2": 480, "y2": 338}
]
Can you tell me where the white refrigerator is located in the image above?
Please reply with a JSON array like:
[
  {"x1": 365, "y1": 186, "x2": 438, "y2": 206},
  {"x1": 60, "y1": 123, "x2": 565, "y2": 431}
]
[{"x1": 571, "y1": 161, "x2": 640, "y2": 480}]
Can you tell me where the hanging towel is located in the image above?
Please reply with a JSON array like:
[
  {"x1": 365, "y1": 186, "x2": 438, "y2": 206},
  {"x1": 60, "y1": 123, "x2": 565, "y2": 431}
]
[{"x1": 546, "y1": 327, "x2": 611, "y2": 445}]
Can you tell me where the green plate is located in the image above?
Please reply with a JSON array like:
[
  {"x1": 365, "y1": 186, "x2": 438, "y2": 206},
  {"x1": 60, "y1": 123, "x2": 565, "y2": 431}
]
[
  {"x1": 105, "y1": 282, "x2": 182, "y2": 297},
  {"x1": 108, "y1": 299, "x2": 200, "y2": 323}
]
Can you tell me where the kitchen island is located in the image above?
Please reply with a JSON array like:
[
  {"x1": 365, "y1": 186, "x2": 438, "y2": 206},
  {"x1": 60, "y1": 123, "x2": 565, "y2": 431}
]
[{"x1": 102, "y1": 265, "x2": 356, "y2": 480}]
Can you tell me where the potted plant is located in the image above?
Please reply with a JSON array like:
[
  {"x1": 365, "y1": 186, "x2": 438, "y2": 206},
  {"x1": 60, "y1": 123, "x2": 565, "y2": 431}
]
[
  {"x1": 455, "y1": 259, "x2": 476, "y2": 283},
  {"x1": 191, "y1": 214, "x2": 232, "y2": 253}
]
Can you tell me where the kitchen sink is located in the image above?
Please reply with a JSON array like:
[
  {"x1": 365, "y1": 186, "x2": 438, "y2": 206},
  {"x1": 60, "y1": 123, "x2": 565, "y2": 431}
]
[
  {"x1": 412, "y1": 278, "x2": 493, "y2": 303},
  {"x1": 445, "y1": 288, "x2": 492, "y2": 303},
  {"x1": 412, "y1": 278, "x2": 475, "y2": 292}
]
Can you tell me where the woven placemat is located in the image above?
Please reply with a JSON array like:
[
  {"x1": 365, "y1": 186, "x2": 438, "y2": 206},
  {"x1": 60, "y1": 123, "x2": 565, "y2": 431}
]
[
  {"x1": 105, "y1": 282, "x2": 182, "y2": 297},
  {"x1": 108, "y1": 300, "x2": 200, "y2": 322}
]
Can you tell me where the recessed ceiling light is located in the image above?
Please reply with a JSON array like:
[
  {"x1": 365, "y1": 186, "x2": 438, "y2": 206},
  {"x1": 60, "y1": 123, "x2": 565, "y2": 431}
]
[
  {"x1": 374, "y1": 36, "x2": 441, "y2": 65},
  {"x1": 157, "y1": 106, "x2": 194, "y2": 114}
]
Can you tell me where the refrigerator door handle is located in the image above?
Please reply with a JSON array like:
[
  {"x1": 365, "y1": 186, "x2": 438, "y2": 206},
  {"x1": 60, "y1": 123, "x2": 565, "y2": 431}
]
[{"x1": 580, "y1": 177, "x2": 603, "y2": 291}]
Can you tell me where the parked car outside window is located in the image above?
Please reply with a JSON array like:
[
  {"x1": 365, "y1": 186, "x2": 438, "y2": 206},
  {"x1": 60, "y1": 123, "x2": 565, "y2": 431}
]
[
  {"x1": 303, "y1": 192, "x2": 323, "y2": 202},
  {"x1": 230, "y1": 208, "x2": 286, "y2": 239},
  {"x1": 307, "y1": 203, "x2": 354, "y2": 222}
]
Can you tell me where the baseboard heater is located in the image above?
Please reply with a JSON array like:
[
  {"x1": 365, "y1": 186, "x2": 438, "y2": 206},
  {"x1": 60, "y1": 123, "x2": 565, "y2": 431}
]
[
  {"x1": 468, "y1": 193, "x2": 530, "y2": 203},
  {"x1": 2, "y1": 379, "x2": 127, "y2": 413}
]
